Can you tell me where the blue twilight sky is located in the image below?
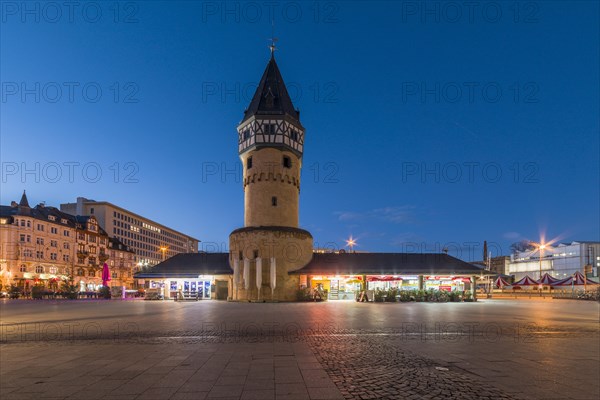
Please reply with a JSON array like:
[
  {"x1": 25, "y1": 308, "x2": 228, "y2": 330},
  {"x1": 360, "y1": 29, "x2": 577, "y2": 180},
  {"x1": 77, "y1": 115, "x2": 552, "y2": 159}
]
[{"x1": 1, "y1": 1, "x2": 598, "y2": 261}]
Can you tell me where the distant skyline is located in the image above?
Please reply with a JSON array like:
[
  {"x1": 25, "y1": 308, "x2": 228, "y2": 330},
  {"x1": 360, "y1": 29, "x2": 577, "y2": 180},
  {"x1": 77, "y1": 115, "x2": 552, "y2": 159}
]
[{"x1": 1, "y1": 1, "x2": 598, "y2": 260}]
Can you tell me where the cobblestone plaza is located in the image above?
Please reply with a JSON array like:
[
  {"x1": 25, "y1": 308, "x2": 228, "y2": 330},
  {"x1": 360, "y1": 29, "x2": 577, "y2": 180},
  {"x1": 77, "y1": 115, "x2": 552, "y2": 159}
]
[{"x1": 1, "y1": 299, "x2": 598, "y2": 399}]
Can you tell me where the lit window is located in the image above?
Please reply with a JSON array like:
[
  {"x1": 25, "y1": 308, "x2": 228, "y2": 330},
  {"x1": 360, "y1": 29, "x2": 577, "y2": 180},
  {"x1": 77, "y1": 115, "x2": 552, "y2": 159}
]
[{"x1": 35, "y1": 265, "x2": 44, "y2": 273}]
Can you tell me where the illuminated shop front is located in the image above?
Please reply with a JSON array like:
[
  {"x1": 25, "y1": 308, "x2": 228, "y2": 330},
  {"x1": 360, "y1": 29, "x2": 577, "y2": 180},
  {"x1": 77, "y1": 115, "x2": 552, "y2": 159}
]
[
  {"x1": 295, "y1": 252, "x2": 490, "y2": 300},
  {"x1": 308, "y1": 274, "x2": 472, "y2": 299},
  {"x1": 148, "y1": 276, "x2": 214, "y2": 300},
  {"x1": 424, "y1": 276, "x2": 470, "y2": 291},
  {"x1": 134, "y1": 253, "x2": 232, "y2": 300},
  {"x1": 310, "y1": 275, "x2": 363, "y2": 300}
]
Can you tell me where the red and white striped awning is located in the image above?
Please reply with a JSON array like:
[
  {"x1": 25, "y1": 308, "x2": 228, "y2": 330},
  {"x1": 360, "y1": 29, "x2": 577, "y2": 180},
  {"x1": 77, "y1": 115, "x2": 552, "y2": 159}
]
[
  {"x1": 552, "y1": 271, "x2": 599, "y2": 286},
  {"x1": 511, "y1": 275, "x2": 540, "y2": 286}
]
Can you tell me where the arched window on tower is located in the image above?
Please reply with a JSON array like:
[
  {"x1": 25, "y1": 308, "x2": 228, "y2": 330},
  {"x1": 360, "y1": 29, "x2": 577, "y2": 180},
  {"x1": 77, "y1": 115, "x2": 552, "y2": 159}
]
[
  {"x1": 247, "y1": 157, "x2": 253, "y2": 169},
  {"x1": 272, "y1": 197, "x2": 278, "y2": 206}
]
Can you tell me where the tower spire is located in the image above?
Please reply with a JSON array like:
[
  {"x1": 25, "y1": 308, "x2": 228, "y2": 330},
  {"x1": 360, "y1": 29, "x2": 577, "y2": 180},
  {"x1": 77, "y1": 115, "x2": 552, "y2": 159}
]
[
  {"x1": 240, "y1": 51, "x2": 300, "y2": 125},
  {"x1": 19, "y1": 190, "x2": 30, "y2": 208}
]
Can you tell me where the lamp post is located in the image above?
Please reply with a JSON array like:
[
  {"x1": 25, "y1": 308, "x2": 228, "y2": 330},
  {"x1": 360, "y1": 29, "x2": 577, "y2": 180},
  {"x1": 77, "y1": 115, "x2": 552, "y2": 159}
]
[
  {"x1": 159, "y1": 246, "x2": 168, "y2": 261},
  {"x1": 538, "y1": 244, "x2": 546, "y2": 280}
]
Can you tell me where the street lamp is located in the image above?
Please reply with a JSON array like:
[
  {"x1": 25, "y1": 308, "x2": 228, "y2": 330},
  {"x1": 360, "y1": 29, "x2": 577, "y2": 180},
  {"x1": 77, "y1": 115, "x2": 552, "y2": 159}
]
[
  {"x1": 529, "y1": 242, "x2": 548, "y2": 290},
  {"x1": 538, "y1": 244, "x2": 546, "y2": 280},
  {"x1": 345, "y1": 236, "x2": 356, "y2": 253},
  {"x1": 159, "y1": 246, "x2": 168, "y2": 261}
]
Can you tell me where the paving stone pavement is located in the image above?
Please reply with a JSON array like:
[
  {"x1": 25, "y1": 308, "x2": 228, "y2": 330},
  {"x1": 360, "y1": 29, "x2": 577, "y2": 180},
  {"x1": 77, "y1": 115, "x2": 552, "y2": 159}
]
[
  {"x1": 305, "y1": 334, "x2": 516, "y2": 400},
  {"x1": 1, "y1": 331, "x2": 522, "y2": 400},
  {"x1": 1, "y1": 299, "x2": 598, "y2": 399}
]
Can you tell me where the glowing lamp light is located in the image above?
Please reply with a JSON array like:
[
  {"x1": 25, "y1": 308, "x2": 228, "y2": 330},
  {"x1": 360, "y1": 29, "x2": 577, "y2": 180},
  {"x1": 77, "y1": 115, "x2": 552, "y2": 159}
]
[{"x1": 345, "y1": 236, "x2": 357, "y2": 252}]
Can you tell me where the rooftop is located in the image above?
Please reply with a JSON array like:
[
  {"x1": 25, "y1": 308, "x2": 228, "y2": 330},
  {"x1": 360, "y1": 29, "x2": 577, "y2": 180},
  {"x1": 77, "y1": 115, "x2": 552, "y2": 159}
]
[
  {"x1": 241, "y1": 55, "x2": 301, "y2": 125},
  {"x1": 292, "y1": 252, "x2": 490, "y2": 276},
  {"x1": 134, "y1": 253, "x2": 233, "y2": 278}
]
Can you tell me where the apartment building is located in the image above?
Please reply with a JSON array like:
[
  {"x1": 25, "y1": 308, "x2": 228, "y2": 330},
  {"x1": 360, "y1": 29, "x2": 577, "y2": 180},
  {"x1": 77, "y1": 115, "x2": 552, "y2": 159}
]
[
  {"x1": 60, "y1": 197, "x2": 199, "y2": 267},
  {"x1": 0, "y1": 192, "x2": 136, "y2": 291}
]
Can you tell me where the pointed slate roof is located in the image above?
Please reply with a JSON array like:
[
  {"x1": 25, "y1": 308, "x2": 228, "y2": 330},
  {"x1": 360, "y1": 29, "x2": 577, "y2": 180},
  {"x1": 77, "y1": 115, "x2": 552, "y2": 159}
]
[
  {"x1": 19, "y1": 191, "x2": 30, "y2": 207},
  {"x1": 241, "y1": 55, "x2": 299, "y2": 123}
]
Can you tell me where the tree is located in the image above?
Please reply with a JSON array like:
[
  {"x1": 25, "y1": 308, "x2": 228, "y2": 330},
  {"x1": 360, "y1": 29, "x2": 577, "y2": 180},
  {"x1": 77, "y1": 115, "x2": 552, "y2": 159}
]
[
  {"x1": 61, "y1": 274, "x2": 79, "y2": 300},
  {"x1": 510, "y1": 240, "x2": 534, "y2": 255}
]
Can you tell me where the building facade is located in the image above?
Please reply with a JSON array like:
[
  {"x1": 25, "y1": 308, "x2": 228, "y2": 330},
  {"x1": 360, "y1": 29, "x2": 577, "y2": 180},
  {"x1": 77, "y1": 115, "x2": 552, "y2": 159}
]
[
  {"x1": 60, "y1": 197, "x2": 199, "y2": 267},
  {"x1": 0, "y1": 192, "x2": 136, "y2": 292},
  {"x1": 507, "y1": 241, "x2": 600, "y2": 281},
  {"x1": 490, "y1": 256, "x2": 511, "y2": 276}
]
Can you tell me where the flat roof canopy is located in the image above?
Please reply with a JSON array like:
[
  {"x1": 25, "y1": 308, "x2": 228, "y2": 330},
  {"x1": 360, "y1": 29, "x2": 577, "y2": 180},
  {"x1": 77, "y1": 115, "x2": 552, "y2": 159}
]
[
  {"x1": 134, "y1": 252, "x2": 491, "y2": 279},
  {"x1": 291, "y1": 253, "x2": 489, "y2": 276},
  {"x1": 134, "y1": 253, "x2": 232, "y2": 279}
]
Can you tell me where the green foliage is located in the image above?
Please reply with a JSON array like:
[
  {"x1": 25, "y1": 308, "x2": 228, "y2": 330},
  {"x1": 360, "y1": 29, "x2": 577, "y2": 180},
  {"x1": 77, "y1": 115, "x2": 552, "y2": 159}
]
[
  {"x1": 61, "y1": 279, "x2": 79, "y2": 300},
  {"x1": 437, "y1": 290, "x2": 449, "y2": 303},
  {"x1": 31, "y1": 285, "x2": 46, "y2": 299},
  {"x1": 295, "y1": 288, "x2": 312, "y2": 301},
  {"x1": 305, "y1": 287, "x2": 469, "y2": 304},
  {"x1": 448, "y1": 291, "x2": 463, "y2": 302},
  {"x1": 385, "y1": 288, "x2": 399, "y2": 302},
  {"x1": 8, "y1": 284, "x2": 22, "y2": 299},
  {"x1": 398, "y1": 290, "x2": 412, "y2": 302},
  {"x1": 414, "y1": 290, "x2": 426, "y2": 302},
  {"x1": 99, "y1": 286, "x2": 112, "y2": 300},
  {"x1": 463, "y1": 290, "x2": 474, "y2": 302}
]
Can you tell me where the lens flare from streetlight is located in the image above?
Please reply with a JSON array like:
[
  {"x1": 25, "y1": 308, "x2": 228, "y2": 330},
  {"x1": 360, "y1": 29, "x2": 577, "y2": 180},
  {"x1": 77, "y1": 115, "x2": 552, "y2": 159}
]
[{"x1": 345, "y1": 236, "x2": 357, "y2": 251}]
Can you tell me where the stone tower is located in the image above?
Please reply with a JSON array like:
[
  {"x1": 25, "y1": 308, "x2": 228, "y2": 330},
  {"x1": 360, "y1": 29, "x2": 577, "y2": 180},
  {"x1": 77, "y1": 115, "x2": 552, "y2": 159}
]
[{"x1": 229, "y1": 50, "x2": 313, "y2": 301}]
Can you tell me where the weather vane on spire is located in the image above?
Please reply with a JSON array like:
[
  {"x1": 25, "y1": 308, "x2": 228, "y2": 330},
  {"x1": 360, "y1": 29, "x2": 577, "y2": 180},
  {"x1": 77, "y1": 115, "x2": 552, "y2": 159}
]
[
  {"x1": 268, "y1": 19, "x2": 278, "y2": 57},
  {"x1": 269, "y1": 37, "x2": 278, "y2": 56}
]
